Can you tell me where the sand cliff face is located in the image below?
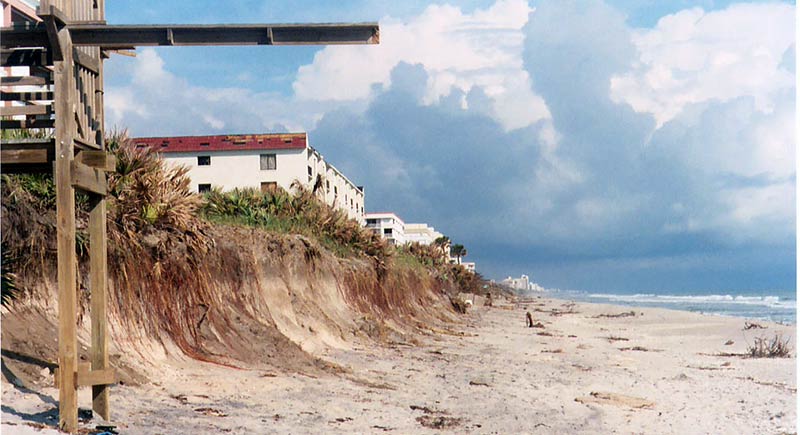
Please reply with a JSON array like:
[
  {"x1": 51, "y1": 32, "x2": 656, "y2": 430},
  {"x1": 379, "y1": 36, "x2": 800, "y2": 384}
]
[{"x1": 1, "y1": 224, "x2": 458, "y2": 388}]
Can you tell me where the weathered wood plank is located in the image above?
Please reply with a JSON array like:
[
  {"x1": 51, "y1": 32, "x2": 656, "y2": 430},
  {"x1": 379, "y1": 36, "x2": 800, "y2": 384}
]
[
  {"x1": 1, "y1": 148, "x2": 49, "y2": 164},
  {"x1": 52, "y1": 10, "x2": 79, "y2": 430},
  {"x1": 76, "y1": 150, "x2": 115, "y2": 171},
  {"x1": 79, "y1": 365, "x2": 116, "y2": 387},
  {"x1": 1, "y1": 91, "x2": 55, "y2": 101},
  {"x1": 0, "y1": 76, "x2": 51, "y2": 86},
  {"x1": 89, "y1": 194, "x2": 110, "y2": 419},
  {"x1": 1, "y1": 118, "x2": 55, "y2": 129},
  {"x1": 73, "y1": 48, "x2": 99, "y2": 73},
  {"x1": 0, "y1": 104, "x2": 52, "y2": 116},
  {"x1": 0, "y1": 48, "x2": 52, "y2": 67},
  {"x1": 92, "y1": 0, "x2": 110, "y2": 419},
  {"x1": 70, "y1": 160, "x2": 106, "y2": 195}
]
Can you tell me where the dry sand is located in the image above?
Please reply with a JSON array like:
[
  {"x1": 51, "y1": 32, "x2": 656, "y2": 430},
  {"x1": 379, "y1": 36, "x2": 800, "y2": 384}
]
[{"x1": 2, "y1": 296, "x2": 796, "y2": 434}]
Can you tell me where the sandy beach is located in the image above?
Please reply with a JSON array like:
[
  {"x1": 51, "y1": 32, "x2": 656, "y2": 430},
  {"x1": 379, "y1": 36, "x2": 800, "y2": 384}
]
[{"x1": 2, "y1": 295, "x2": 795, "y2": 434}]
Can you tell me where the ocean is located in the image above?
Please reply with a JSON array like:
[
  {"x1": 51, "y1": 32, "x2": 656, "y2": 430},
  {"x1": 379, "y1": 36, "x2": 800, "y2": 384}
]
[{"x1": 543, "y1": 288, "x2": 796, "y2": 324}]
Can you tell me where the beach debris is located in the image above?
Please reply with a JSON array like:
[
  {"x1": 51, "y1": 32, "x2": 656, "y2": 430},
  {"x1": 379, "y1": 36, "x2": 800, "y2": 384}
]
[
  {"x1": 605, "y1": 335, "x2": 630, "y2": 342},
  {"x1": 372, "y1": 425, "x2": 394, "y2": 431},
  {"x1": 537, "y1": 331, "x2": 554, "y2": 337},
  {"x1": 541, "y1": 348, "x2": 563, "y2": 353},
  {"x1": 619, "y1": 346, "x2": 662, "y2": 352},
  {"x1": 171, "y1": 394, "x2": 189, "y2": 404},
  {"x1": 594, "y1": 311, "x2": 636, "y2": 319},
  {"x1": 724, "y1": 340, "x2": 734, "y2": 345},
  {"x1": 526, "y1": 311, "x2": 534, "y2": 327},
  {"x1": 469, "y1": 378, "x2": 491, "y2": 387},
  {"x1": 744, "y1": 321, "x2": 767, "y2": 330},
  {"x1": 194, "y1": 407, "x2": 228, "y2": 417},
  {"x1": 329, "y1": 417, "x2": 354, "y2": 424},
  {"x1": 410, "y1": 405, "x2": 440, "y2": 414},
  {"x1": 416, "y1": 415, "x2": 464, "y2": 429},
  {"x1": 575, "y1": 391, "x2": 655, "y2": 409},
  {"x1": 747, "y1": 334, "x2": 792, "y2": 358}
]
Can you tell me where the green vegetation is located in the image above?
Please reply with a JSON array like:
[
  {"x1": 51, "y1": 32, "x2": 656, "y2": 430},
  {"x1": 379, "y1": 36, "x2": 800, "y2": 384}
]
[{"x1": 200, "y1": 183, "x2": 392, "y2": 270}]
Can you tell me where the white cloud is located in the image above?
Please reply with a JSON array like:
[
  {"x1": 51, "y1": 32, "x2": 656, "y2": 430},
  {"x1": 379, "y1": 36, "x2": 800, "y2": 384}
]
[
  {"x1": 610, "y1": 3, "x2": 795, "y2": 127},
  {"x1": 292, "y1": 0, "x2": 549, "y2": 130}
]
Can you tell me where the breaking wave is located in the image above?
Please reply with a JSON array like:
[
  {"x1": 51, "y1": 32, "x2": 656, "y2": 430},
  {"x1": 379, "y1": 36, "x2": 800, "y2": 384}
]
[{"x1": 547, "y1": 289, "x2": 796, "y2": 324}]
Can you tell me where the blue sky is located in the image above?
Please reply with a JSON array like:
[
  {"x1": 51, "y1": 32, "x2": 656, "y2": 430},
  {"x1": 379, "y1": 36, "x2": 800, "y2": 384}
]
[{"x1": 104, "y1": 0, "x2": 796, "y2": 292}]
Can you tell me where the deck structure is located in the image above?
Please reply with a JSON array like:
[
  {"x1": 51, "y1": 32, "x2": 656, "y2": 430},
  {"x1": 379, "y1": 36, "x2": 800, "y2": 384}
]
[{"x1": 0, "y1": 1, "x2": 378, "y2": 431}]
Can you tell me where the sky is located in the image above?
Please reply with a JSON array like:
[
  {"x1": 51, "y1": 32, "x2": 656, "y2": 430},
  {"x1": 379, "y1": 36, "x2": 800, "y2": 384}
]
[{"x1": 103, "y1": 0, "x2": 796, "y2": 293}]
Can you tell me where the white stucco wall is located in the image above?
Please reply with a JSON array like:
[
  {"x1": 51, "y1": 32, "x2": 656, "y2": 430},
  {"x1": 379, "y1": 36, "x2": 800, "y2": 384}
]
[
  {"x1": 162, "y1": 146, "x2": 364, "y2": 223},
  {"x1": 163, "y1": 148, "x2": 307, "y2": 192}
]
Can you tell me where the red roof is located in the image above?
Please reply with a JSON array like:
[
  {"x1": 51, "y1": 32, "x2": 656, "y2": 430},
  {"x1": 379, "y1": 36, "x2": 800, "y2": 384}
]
[{"x1": 133, "y1": 133, "x2": 307, "y2": 153}]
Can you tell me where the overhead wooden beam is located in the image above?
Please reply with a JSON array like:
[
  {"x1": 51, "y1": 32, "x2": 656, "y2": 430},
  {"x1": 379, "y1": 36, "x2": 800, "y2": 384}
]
[{"x1": 2, "y1": 23, "x2": 379, "y2": 49}]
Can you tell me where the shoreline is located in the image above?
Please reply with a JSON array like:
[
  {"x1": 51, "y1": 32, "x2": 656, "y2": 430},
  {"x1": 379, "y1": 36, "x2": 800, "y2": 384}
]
[
  {"x1": 535, "y1": 289, "x2": 797, "y2": 325},
  {"x1": 2, "y1": 295, "x2": 796, "y2": 434}
]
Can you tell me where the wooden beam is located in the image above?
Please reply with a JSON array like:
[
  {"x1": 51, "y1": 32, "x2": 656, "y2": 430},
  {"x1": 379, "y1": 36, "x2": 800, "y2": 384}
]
[
  {"x1": 1, "y1": 22, "x2": 380, "y2": 49},
  {"x1": 73, "y1": 48, "x2": 99, "y2": 73},
  {"x1": 53, "y1": 16, "x2": 78, "y2": 431},
  {"x1": 1, "y1": 49, "x2": 52, "y2": 67},
  {"x1": 79, "y1": 364, "x2": 116, "y2": 387},
  {"x1": 0, "y1": 76, "x2": 51, "y2": 86},
  {"x1": 0, "y1": 104, "x2": 52, "y2": 116},
  {"x1": 89, "y1": 194, "x2": 111, "y2": 419},
  {"x1": 66, "y1": 23, "x2": 380, "y2": 47},
  {"x1": 70, "y1": 160, "x2": 106, "y2": 195},
  {"x1": 1, "y1": 148, "x2": 48, "y2": 164},
  {"x1": 1, "y1": 118, "x2": 55, "y2": 129},
  {"x1": 76, "y1": 150, "x2": 115, "y2": 171},
  {"x1": 1, "y1": 91, "x2": 55, "y2": 101},
  {"x1": 54, "y1": 362, "x2": 116, "y2": 387}
]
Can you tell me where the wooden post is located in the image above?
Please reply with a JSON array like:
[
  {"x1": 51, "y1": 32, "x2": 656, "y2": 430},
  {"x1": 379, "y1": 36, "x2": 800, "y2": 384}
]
[
  {"x1": 91, "y1": 0, "x2": 110, "y2": 420},
  {"x1": 89, "y1": 194, "x2": 109, "y2": 420},
  {"x1": 51, "y1": 1, "x2": 79, "y2": 430}
]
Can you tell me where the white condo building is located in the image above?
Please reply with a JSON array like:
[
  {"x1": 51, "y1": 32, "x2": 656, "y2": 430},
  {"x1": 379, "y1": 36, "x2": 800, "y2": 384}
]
[
  {"x1": 364, "y1": 212, "x2": 406, "y2": 245},
  {"x1": 404, "y1": 223, "x2": 443, "y2": 245},
  {"x1": 134, "y1": 133, "x2": 365, "y2": 223}
]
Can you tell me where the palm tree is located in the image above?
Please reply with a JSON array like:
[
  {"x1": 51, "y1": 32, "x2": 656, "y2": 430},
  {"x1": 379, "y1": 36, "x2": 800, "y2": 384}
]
[
  {"x1": 433, "y1": 236, "x2": 450, "y2": 259},
  {"x1": 450, "y1": 243, "x2": 467, "y2": 264}
]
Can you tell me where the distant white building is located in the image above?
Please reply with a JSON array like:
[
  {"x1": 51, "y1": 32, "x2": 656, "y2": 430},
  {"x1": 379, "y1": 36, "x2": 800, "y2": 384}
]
[
  {"x1": 502, "y1": 275, "x2": 529, "y2": 291},
  {"x1": 404, "y1": 223, "x2": 443, "y2": 245},
  {"x1": 461, "y1": 262, "x2": 476, "y2": 274},
  {"x1": 365, "y1": 212, "x2": 406, "y2": 245},
  {"x1": 134, "y1": 133, "x2": 365, "y2": 223}
]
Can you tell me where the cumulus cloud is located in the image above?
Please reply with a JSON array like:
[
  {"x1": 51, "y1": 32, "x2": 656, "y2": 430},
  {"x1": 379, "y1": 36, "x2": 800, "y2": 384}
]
[
  {"x1": 292, "y1": 0, "x2": 549, "y2": 130},
  {"x1": 610, "y1": 3, "x2": 795, "y2": 126}
]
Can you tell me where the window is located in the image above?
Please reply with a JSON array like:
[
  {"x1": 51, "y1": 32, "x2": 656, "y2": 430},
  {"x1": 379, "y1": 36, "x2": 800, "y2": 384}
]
[
  {"x1": 197, "y1": 156, "x2": 211, "y2": 166},
  {"x1": 366, "y1": 219, "x2": 377, "y2": 225},
  {"x1": 350, "y1": 199, "x2": 354, "y2": 209},
  {"x1": 199, "y1": 142, "x2": 210, "y2": 147},
  {"x1": 260, "y1": 154, "x2": 276, "y2": 170},
  {"x1": 326, "y1": 180, "x2": 330, "y2": 192},
  {"x1": 383, "y1": 228, "x2": 393, "y2": 235},
  {"x1": 334, "y1": 186, "x2": 338, "y2": 195},
  {"x1": 307, "y1": 166, "x2": 313, "y2": 181},
  {"x1": 198, "y1": 184, "x2": 211, "y2": 193},
  {"x1": 260, "y1": 182, "x2": 277, "y2": 193}
]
